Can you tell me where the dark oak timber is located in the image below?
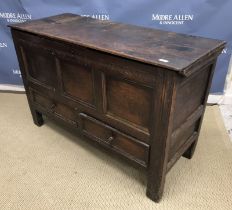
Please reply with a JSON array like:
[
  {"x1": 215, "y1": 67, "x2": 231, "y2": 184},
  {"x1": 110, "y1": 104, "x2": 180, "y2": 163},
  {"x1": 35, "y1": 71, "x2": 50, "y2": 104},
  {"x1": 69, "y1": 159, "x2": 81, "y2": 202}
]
[{"x1": 9, "y1": 13, "x2": 225, "y2": 202}]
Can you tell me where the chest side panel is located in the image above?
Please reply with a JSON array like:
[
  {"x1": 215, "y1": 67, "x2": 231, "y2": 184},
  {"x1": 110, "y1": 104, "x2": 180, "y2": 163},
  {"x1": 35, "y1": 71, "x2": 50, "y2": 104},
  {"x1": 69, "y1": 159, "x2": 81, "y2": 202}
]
[{"x1": 168, "y1": 62, "x2": 215, "y2": 165}]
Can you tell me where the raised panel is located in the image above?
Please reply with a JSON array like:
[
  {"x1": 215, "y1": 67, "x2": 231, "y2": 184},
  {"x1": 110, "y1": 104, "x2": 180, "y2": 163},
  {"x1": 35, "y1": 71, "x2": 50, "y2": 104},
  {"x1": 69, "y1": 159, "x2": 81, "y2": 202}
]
[
  {"x1": 59, "y1": 59, "x2": 94, "y2": 106},
  {"x1": 105, "y1": 77, "x2": 152, "y2": 131},
  {"x1": 22, "y1": 46, "x2": 57, "y2": 88}
]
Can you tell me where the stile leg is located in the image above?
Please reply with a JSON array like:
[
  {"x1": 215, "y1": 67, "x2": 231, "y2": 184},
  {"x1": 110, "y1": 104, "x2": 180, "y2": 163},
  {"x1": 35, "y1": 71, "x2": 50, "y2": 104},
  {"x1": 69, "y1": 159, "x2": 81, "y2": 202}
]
[
  {"x1": 146, "y1": 72, "x2": 177, "y2": 202},
  {"x1": 31, "y1": 109, "x2": 44, "y2": 126},
  {"x1": 182, "y1": 140, "x2": 197, "y2": 159},
  {"x1": 146, "y1": 164, "x2": 167, "y2": 202}
]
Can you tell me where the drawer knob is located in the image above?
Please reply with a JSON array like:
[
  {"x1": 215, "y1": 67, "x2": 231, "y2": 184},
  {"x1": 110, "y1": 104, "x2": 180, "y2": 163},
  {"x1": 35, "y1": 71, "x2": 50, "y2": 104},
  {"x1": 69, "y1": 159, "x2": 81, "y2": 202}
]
[
  {"x1": 107, "y1": 136, "x2": 114, "y2": 143},
  {"x1": 48, "y1": 49, "x2": 55, "y2": 55},
  {"x1": 70, "y1": 49, "x2": 76, "y2": 55},
  {"x1": 50, "y1": 103, "x2": 56, "y2": 112}
]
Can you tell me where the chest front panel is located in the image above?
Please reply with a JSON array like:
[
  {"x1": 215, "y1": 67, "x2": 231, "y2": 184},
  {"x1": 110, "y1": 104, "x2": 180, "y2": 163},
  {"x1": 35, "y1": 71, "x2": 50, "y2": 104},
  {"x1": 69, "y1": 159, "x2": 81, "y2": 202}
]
[{"x1": 13, "y1": 30, "x2": 160, "y2": 166}]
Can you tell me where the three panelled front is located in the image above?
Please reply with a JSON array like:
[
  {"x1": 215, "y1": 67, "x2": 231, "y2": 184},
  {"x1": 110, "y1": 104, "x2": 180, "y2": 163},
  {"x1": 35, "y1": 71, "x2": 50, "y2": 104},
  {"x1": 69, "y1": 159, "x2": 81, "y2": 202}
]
[{"x1": 13, "y1": 30, "x2": 155, "y2": 167}]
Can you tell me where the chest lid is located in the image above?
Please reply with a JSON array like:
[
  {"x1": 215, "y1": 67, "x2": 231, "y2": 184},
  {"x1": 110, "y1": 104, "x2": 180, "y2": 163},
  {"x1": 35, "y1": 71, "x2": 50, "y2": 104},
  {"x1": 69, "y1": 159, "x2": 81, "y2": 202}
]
[{"x1": 9, "y1": 13, "x2": 226, "y2": 76}]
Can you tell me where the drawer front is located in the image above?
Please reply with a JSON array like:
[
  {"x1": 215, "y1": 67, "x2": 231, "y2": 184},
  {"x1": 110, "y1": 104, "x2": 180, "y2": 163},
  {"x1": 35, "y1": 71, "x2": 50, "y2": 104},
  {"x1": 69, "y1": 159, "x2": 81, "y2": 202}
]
[
  {"x1": 31, "y1": 89, "x2": 54, "y2": 110},
  {"x1": 79, "y1": 113, "x2": 149, "y2": 167},
  {"x1": 30, "y1": 89, "x2": 77, "y2": 126}
]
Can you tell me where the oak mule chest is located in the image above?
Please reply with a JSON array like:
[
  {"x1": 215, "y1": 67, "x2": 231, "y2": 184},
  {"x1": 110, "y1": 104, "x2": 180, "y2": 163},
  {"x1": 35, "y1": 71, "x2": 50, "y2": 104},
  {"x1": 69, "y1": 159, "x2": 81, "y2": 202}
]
[{"x1": 10, "y1": 13, "x2": 225, "y2": 202}]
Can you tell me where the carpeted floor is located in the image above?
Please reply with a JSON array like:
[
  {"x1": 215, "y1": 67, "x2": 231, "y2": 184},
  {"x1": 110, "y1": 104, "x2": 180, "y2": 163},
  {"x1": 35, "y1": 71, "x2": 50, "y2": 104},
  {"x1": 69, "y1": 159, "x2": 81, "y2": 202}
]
[{"x1": 0, "y1": 93, "x2": 232, "y2": 210}]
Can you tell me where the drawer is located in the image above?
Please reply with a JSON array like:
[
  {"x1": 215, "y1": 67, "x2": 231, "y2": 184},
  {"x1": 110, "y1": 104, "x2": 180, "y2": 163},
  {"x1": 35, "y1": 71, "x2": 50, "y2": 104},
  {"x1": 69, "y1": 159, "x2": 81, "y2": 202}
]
[
  {"x1": 30, "y1": 89, "x2": 77, "y2": 126},
  {"x1": 53, "y1": 103, "x2": 77, "y2": 125},
  {"x1": 31, "y1": 89, "x2": 54, "y2": 110},
  {"x1": 79, "y1": 113, "x2": 149, "y2": 166}
]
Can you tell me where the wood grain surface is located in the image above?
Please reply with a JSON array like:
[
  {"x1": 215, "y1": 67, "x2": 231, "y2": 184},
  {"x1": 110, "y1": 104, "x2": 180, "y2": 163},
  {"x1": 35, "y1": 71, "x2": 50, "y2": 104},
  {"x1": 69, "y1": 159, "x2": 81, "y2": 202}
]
[{"x1": 9, "y1": 13, "x2": 225, "y2": 74}]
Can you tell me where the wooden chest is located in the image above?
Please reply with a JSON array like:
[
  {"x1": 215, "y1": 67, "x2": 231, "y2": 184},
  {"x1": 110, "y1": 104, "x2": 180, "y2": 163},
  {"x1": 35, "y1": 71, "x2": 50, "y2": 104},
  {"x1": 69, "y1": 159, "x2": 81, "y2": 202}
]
[{"x1": 10, "y1": 13, "x2": 225, "y2": 202}]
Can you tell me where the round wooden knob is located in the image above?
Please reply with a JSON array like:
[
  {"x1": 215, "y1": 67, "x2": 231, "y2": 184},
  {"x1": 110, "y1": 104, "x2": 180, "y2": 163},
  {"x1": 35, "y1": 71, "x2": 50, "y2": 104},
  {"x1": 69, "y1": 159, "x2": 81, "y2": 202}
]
[
  {"x1": 107, "y1": 136, "x2": 114, "y2": 143},
  {"x1": 50, "y1": 103, "x2": 56, "y2": 112}
]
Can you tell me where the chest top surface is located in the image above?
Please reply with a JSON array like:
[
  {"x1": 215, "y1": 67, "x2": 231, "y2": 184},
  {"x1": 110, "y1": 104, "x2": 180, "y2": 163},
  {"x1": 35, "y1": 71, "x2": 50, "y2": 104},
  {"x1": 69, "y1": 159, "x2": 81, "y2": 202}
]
[{"x1": 9, "y1": 13, "x2": 225, "y2": 75}]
